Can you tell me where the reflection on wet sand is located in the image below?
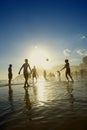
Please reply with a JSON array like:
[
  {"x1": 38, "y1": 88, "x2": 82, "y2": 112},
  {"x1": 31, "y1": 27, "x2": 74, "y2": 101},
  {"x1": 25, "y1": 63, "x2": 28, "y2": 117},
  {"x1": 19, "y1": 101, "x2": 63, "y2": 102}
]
[
  {"x1": 33, "y1": 85, "x2": 38, "y2": 96},
  {"x1": 24, "y1": 87, "x2": 31, "y2": 110},
  {"x1": 24, "y1": 87, "x2": 32, "y2": 122},
  {"x1": 8, "y1": 84, "x2": 14, "y2": 111},
  {"x1": 36, "y1": 78, "x2": 48, "y2": 106},
  {"x1": 8, "y1": 85, "x2": 13, "y2": 101}
]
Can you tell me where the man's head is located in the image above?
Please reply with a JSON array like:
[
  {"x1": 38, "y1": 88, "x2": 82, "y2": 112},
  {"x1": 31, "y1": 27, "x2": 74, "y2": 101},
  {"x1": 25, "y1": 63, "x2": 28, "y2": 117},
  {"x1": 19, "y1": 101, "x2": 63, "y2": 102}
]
[{"x1": 25, "y1": 59, "x2": 28, "y2": 63}]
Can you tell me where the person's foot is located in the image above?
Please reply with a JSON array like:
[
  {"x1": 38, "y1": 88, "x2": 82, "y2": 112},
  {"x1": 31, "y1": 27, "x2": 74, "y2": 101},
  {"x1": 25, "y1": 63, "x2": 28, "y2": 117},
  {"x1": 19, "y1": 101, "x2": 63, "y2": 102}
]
[
  {"x1": 27, "y1": 84, "x2": 30, "y2": 87},
  {"x1": 72, "y1": 79, "x2": 74, "y2": 83},
  {"x1": 24, "y1": 85, "x2": 26, "y2": 88}
]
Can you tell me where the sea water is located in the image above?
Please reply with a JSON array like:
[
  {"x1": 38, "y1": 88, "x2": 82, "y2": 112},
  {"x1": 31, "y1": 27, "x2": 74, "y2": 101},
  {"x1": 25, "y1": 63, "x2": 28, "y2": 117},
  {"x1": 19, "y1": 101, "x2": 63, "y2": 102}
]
[{"x1": 0, "y1": 77, "x2": 87, "y2": 130}]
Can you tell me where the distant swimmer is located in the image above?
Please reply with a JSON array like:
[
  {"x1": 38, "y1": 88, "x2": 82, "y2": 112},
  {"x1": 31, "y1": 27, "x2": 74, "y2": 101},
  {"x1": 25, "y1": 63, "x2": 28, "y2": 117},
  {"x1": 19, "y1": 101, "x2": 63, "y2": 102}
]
[
  {"x1": 31, "y1": 66, "x2": 38, "y2": 82},
  {"x1": 60, "y1": 59, "x2": 74, "y2": 82},
  {"x1": 18, "y1": 59, "x2": 32, "y2": 87},
  {"x1": 57, "y1": 70, "x2": 61, "y2": 81},
  {"x1": 43, "y1": 70, "x2": 47, "y2": 79},
  {"x1": 8, "y1": 64, "x2": 13, "y2": 86}
]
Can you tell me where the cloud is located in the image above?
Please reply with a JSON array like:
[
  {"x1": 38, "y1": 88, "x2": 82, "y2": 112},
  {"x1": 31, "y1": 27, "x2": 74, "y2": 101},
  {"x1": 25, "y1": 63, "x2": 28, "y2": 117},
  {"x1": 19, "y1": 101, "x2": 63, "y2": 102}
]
[
  {"x1": 63, "y1": 49, "x2": 71, "y2": 56},
  {"x1": 77, "y1": 49, "x2": 87, "y2": 56},
  {"x1": 70, "y1": 58, "x2": 78, "y2": 62},
  {"x1": 80, "y1": 35, "x2": 86, "y2": 40}
]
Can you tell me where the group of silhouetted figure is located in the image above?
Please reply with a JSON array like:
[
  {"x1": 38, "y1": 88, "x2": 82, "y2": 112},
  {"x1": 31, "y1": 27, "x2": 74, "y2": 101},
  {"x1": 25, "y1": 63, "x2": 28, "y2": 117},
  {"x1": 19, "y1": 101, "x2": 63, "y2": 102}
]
[
  {"x1": 44, "y1": 59, "x2": 74, "y2": 82},
  {"x1": 8, "y1": 58, "x2": 74, "y2": 88},
  {"x1": 8, "y1": 59, "x2": 38, "y2": 87}
]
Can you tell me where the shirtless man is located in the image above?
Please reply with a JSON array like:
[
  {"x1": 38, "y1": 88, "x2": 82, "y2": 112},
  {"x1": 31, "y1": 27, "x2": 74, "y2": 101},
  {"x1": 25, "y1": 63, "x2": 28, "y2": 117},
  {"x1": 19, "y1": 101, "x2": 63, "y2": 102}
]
[
  {"x1": 60, "y1": 59, "x2": 74, "y2": 82},
  {"x1": 18, "y1": 59, "x2": 32, "y2": 87}
]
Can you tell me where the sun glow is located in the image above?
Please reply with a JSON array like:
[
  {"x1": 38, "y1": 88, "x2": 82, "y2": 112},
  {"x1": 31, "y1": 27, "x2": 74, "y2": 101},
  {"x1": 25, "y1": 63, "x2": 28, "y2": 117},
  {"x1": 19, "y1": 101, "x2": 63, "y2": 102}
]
[{"x1": 29, "y1": 47, "x2": 50, "y2": 69}]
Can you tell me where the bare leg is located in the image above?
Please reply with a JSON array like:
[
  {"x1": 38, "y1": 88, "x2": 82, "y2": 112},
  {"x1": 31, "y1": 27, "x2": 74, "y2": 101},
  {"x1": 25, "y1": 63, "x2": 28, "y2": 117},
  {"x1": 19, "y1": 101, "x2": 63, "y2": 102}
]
[
  {"x1": 26, "y1": 78, "x2": 29, "y2": 87},
  {"x1": 65, "y1": 73, "x2": 69, "y2": 82},
  {"x1": 24, "y1": 74, "x2": 29, "y2": 87},
  {"x1": 69, "y1": 73, "x2": 74, "y2": 82},
  {"x1": 8, "y1": 79, "x2": 12, "y2": 86},
  {"x1": 24, "y1": 78, "x2": 26, "y2": 87}
]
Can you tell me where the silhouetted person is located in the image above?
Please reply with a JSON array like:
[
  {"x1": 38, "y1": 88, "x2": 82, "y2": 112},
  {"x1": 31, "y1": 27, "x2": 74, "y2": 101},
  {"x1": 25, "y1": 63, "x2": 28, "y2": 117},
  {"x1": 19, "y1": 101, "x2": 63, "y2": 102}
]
[
  {"x1": 60, "y1": 59, "x2": 74, "y2": 82},
  {"x1": 57, "y1": 70, "x2": 61, "y2": 81},
  {"x1": 31, "y1": 66, "x2": 38, "y2": 82},
  {"x1": 43, "y1": 70, "x2": 47, "y2": 79},
  {"x1": 18, "y1": 59, "x2": 32, "y2": 88},
  {"x1": 8, "y1": 64, "x2": 13, "y2": 86}
]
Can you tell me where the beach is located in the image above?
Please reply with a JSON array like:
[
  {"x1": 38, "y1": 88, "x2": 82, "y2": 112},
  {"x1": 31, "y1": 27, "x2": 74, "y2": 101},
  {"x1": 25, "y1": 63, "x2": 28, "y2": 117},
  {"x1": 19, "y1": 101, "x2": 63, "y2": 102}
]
[{"x1": 0, "y1": 77, "x2": 87, "y2": 130}]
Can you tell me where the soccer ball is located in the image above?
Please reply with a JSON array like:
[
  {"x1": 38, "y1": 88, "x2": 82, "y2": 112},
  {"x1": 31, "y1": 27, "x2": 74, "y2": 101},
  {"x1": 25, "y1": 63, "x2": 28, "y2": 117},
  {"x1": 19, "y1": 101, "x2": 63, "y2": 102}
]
[{"x1": 46, "y1": 58, "x2": 49, "y2": 61}]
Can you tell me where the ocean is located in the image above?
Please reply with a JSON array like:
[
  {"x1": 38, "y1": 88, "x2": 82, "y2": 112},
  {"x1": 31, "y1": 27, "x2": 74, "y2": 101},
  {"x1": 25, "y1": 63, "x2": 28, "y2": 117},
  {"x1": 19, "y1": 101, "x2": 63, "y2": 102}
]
[{"x1": 0, "y1": 77, "x2": 87, "y2": 130}]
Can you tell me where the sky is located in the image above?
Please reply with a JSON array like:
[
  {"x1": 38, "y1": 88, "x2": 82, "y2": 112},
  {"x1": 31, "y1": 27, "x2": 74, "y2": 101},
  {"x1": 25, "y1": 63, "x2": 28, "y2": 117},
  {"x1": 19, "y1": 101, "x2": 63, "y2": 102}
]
[{"x1": 0, "y1": 0, "x2": 87, "y2": 79}]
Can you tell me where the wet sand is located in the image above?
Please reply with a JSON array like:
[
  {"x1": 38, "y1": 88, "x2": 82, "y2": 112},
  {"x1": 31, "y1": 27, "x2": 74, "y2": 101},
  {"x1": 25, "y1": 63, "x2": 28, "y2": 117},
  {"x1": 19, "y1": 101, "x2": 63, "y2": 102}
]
[{"x1": 0, "y1": 77, "x2": 87, "y2": 130}]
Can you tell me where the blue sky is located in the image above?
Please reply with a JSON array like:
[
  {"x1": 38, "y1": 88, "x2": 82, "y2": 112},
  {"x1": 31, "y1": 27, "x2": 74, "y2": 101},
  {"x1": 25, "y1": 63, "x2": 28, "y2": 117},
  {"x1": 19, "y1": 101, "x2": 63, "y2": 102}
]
[{"x1": 0, "y1": 0, "x2": 87, "y2": 79}]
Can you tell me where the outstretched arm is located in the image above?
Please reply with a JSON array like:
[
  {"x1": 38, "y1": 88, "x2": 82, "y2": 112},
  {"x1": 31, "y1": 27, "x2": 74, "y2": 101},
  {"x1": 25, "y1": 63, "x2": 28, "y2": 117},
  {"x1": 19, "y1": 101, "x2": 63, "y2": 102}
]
[
  {"x1": 18, "y1": 65, "x2": 23, "y2": 74},
  {"x1": 60, "y1": 65, "x2": 65, "y2": 71}
]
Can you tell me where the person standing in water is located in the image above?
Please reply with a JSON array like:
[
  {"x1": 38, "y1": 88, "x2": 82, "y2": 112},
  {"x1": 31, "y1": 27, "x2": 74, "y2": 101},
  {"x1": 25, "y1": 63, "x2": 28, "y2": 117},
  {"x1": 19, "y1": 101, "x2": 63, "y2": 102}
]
[
  {"x1": 8, "y1": 64, "x2": 13, "y2": 86},
  {"x1": 43, "y1": 70, "x2": 47, "y2": 79},
  {"x1": 31, "y1": 66, "x2": 38, "y2": 82},
  {"x1": 60, "y1": 59, "x2": 74, "y2": 82},
  {"x1": 57, "y1": 70, "x2": 61, "y2": 81},
  {"x1": 18, "y1": 59, "x2": 32, "y2": 87}
]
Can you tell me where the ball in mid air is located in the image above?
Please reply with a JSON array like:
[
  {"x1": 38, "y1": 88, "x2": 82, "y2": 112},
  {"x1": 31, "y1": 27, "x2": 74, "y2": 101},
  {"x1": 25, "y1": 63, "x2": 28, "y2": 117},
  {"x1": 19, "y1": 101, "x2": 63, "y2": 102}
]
[{"x1": 46, "y1": 58, "x2": 49, "y2": 61}]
